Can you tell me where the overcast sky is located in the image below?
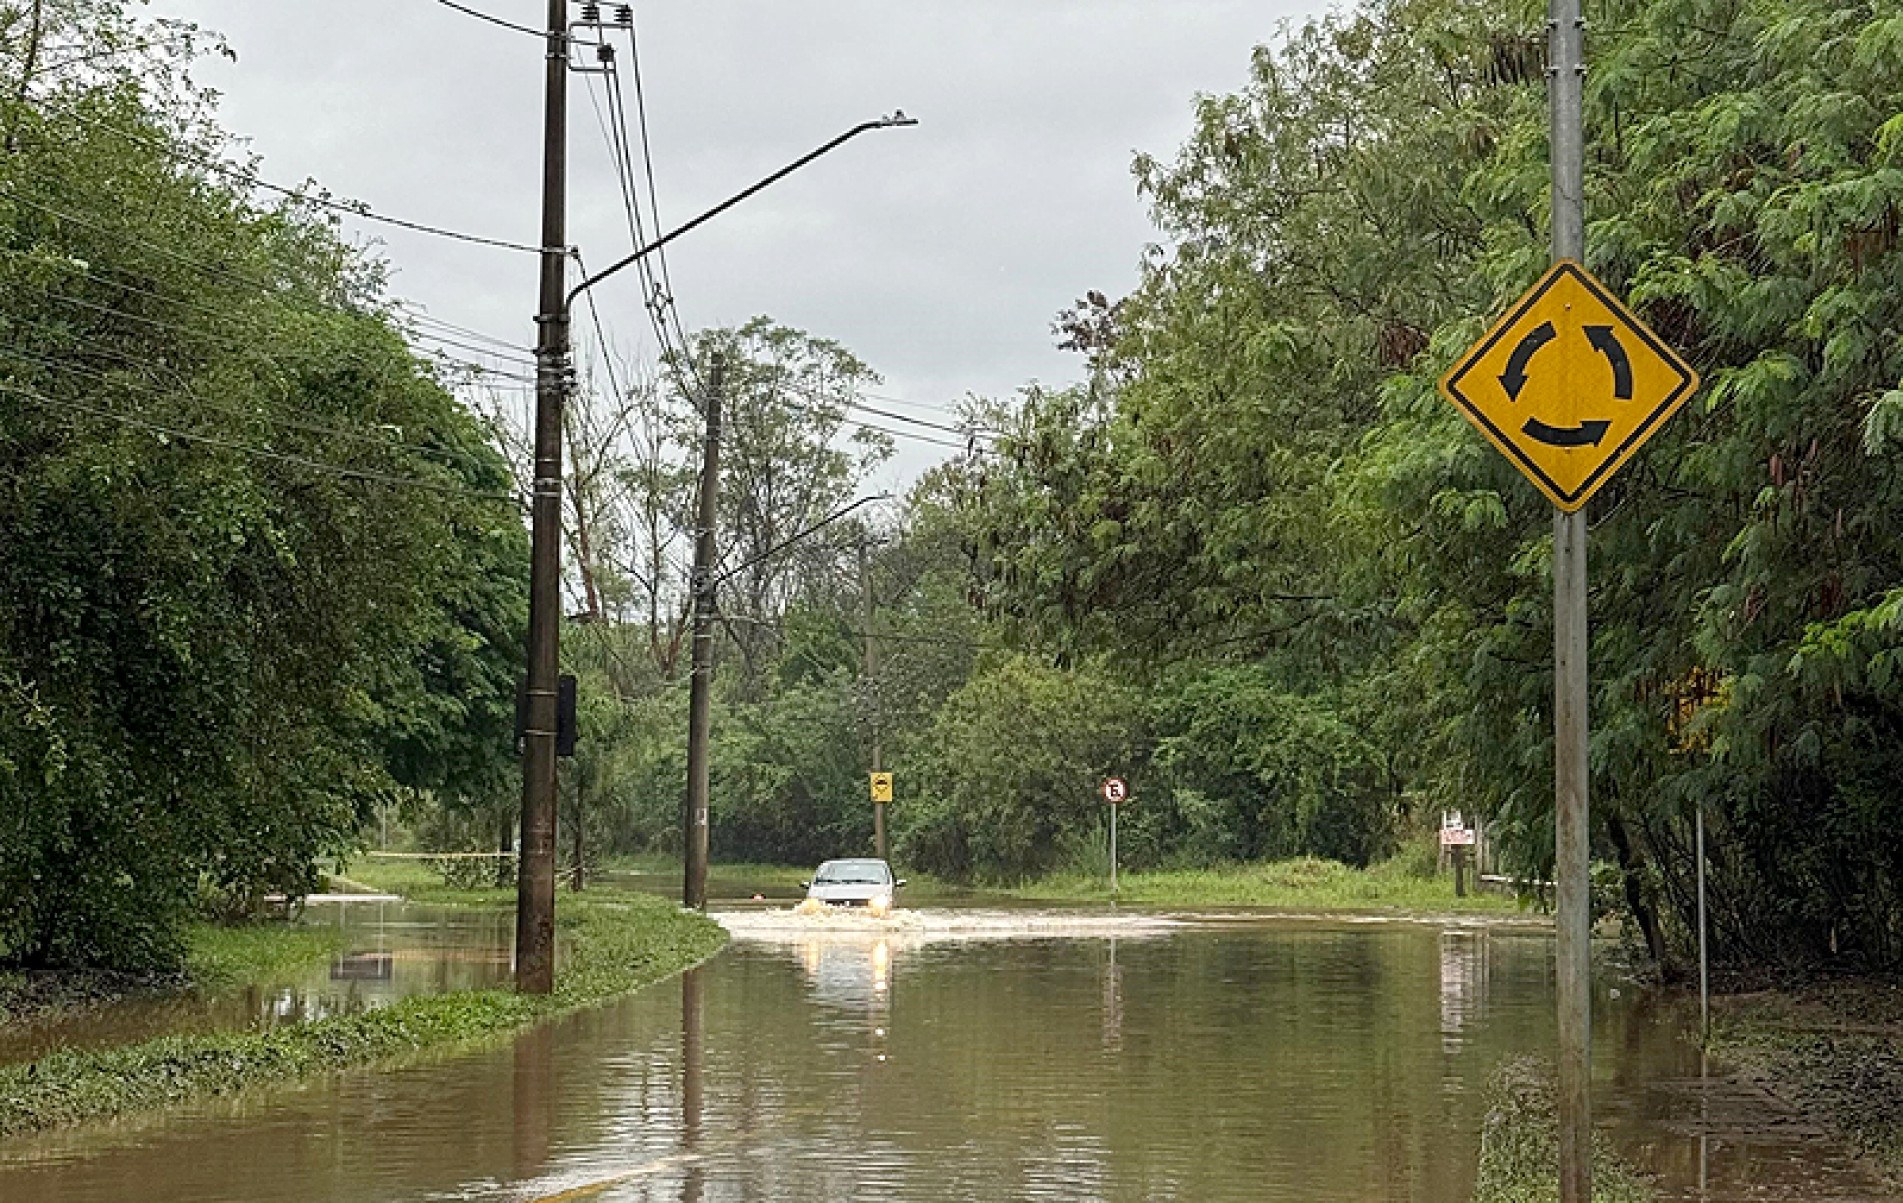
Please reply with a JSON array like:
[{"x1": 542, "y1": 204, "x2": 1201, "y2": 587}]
[{"x1": 159, "y1": 1, "x2": 1319, "y2": 481}]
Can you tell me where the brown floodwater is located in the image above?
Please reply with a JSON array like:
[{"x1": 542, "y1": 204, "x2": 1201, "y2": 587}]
[{"x1": 0, "y1": 910, "x2": 1888, "y2": 1201}]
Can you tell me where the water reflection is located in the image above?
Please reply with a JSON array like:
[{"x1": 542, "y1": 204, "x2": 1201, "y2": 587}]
[
  {"x1": 1437, "y1": 929, "x2": 1491, "y2": 1051},
  {"x1": 512, "y1": 1023, "x2": 555, "y2": 1181},
  {"x1": 1102, "y1": 937, "x2": 1124, "y2": 1053},
  {"x1": 676, "y1": 967, "x2": 705, "y2": 1203}
]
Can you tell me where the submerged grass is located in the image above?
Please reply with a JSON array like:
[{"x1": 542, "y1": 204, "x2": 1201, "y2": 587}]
[
  {"x1": 1709, "y1": 981, "x2": 1903, "y2": 1183},
  {"x1": 1013, "y1": 854, "x2": 1527, "y2": 915},
  {"x1": 0, "y1": 893, "x2": 726, "y2": 1139},
  {"x1": 1472, "y1": 1059, "x2": 1655, "y2": 1203},
  {"x1": 0, "y1": 923, "x2": 347, "y2": 1029},
  {"x1": 329, "y1": 856, "x2": 517, "y2": 906},
  {"x1": 182, "y1": 922, "x2": 350, "y2": 990}
]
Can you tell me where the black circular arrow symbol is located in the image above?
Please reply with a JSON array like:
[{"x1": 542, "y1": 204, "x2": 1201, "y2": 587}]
[
  {"x1": 1497, "y1": 320, "x2": 1635, "y2": 448},
  {"x1": 1498, "y1": 321, "x2": 1555, "y2": 402}
]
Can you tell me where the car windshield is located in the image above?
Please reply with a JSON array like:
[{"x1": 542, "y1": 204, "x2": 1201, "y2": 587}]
[{"x1": 813, "y1": 860, "x2": 889, "y2": 885}]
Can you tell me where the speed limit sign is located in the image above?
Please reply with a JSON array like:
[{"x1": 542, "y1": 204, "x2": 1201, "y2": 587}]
[{"x1": 1102, "y1": 778, "x2": 1129, "y2": 804}]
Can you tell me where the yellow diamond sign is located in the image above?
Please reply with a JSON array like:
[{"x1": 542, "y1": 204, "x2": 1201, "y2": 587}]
[
  {"x1": 1439, "y1": 260, "x2": 1699, "y2": 512},
  {"x1": 870, "y1": 772, "x2": 894, "y2": 804}
]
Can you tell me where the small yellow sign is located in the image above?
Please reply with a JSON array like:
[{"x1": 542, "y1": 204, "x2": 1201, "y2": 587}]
[
  {"x1": 870, "y1": 772, "x2": 894, "y2": 804},
  {"x1": 1439, "y1": 260, "x2": 1699, "y2": 512}
]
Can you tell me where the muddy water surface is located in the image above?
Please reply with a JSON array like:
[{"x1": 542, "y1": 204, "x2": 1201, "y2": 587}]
[{"x1": 0, "y1": 909, "x2": 1886, "y2": 1201}]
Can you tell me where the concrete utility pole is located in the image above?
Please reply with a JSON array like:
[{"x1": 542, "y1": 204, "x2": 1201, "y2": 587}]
[
  {"x1": 682, "y1": 354, "x2": 726, "y2": 911},
  {"x1": 515, "y1": 0, "x2": 571, "y2": 996},
  {"x1": 1548, "y1": 1, "x2": 1593, "y2": 1199},
  {"x1": 859, "y1": 542, "x2": 888, "y2": 861}
]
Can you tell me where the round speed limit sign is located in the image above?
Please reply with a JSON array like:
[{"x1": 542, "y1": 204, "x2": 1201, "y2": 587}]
[{"x1": 1102, "y1": 778, "x2": 1129, "y2": 804}]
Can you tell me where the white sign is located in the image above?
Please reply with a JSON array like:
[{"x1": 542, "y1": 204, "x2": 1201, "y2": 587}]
[
  {"x1": 1441, "y1": 827, "x2": 1477, "y2": 847},
  {"x1": 1102, "y1": 778, "x2": 1129, "y2": 805}
]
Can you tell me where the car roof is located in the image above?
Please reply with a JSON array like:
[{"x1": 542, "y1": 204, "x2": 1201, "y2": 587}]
[{"x1": 816, "y1": 858, "x2": 889, "y2": 871}]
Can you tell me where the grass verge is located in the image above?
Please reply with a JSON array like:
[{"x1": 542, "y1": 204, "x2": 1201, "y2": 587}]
[
  {"x1": 1472, "y1": 1058, "x2": 1654, "y2": 1202},
  {"x1": 0, "y1": 893, "x2": 726, "y2": 1139},
  {"x1": 1012, "y1": 854, "x2": 1527, "y2": 914},
  {"x1": 1709, "y1": 980, "x2": 1903, "y2": 1183}
]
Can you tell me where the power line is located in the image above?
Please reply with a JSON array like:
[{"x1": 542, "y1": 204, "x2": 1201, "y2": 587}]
[
  {"x1": 430, "y1": 0, "x2": 556, "y2": 40},
  {"x1": 396, "y1": 305, "x2": 536, "y2": 356},
  {"x1": 618, "y1": 16, "x2": 698, "y2": 380},
  {"x1": 844, "y1": 395, "x2": 1001, "y2": 441},
  {"x1": 2, "y1": 186, "x2": 534, "y2": 366},
  {"x1": 27, "y1": 92, "x2": 554, "y2": 255},
  {"x1": 0, "y1": 341, "x2": 512, "y2": 476},
  {"x1": 3, "y1": 382, "x2": 522, "y2": 505},
  {"x1": 720, "y1": 611, "x2": 1014, "y2": 653},
  {"x1": 585, "y1": 50, "x2": 704, "y2": 402},
  {"x1": 768, "y1": 383, "x2": 994, "y2": 452},
  {"x1": 22, "y1": 278, "x2": 536, "y2": 387}
]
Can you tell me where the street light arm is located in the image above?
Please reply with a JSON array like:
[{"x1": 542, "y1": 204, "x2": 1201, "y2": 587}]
[{"x1": 565, "y1": 112, "x2": 919, "y2": 310}]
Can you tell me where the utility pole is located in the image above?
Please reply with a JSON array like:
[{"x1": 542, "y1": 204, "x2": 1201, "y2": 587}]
[
  {"x1": 682, "y1": 354, "x2": 726, "y2": 911},
  {"x1": 859, "y1": 541, "x2": 888, "y2": 861},
  {"x1": 1548, "y1": 1, "x2": 1592, "y2": 1199},
  {"x1": 515, "y1": 0, "x2": 571, "y2": 996}
]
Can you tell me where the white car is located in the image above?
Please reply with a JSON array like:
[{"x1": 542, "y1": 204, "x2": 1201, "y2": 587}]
[{"x1": 803, "y1": 858, "x2": 904, "y2": 908}]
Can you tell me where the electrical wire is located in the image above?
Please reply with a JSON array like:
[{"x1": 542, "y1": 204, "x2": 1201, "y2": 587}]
[
  {"x1": 618, "y1": 15, "x2": 698, "y2": 380},
  {"x1": 765, "y1": 381, "x2": 996, "y2": 452},
  {"x1": 23, "y1": 280, "x2": 536, "y2": 387},
  {"x1": 3, "y1": 382, "x2": 522, "y2": 505},
  {"x1": 26, "y1": 92, "x2": 553, "y2": 255},
  {"x1": 2, "y1": 187, "x2": 538, "y2": 366},
  {"x1": 0, "y1": 341, "x2": 513, "y2": 476},
  {"x1": 719, "y1": 612, "x2": 1014, "y2": 653},
  {"x1": 429, "y1": 0, "x2": 557, "y2": 40},
  {"x1": 585, "y1": 57, "x2": 703, "y2": 402}
]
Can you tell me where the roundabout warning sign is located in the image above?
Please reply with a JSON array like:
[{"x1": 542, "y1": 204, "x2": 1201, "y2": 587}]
[{"x1": 1439, "y1": 260, "x2": 1699, "y2": 511}]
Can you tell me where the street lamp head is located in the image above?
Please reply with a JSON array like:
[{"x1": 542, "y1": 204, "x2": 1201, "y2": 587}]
[{"x1": 879, "y1": 110, "x2": 920, "y2": 128}]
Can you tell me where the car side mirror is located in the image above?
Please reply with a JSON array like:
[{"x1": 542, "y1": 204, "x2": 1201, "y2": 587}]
[
  {"x1": 799, "y1": 881, "x2": 810, "y2": 889},
  {"x1": 895, "y1": 879, "x2": 908, "y2": 887}
]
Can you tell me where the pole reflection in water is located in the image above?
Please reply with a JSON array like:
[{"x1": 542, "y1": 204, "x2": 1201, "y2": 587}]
[
  {"x1": 1102, "y1": 936, "x2": 1123, "y2": 1053},
  {"x1": 680, "y1": 967, "x2": 704, "y2": 1203},
  {"x1": 1698, "y1": 1047, "x2": 1709, "y2": 1200},
  {"x1": 511, "y1": 1022, "x2": 555, "y2": 1183}
]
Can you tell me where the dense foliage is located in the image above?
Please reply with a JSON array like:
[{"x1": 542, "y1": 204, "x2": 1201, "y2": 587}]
[
  {"x1": 941, "y1": 0, "x2": 1903, "y2": 968},
  {"x1": 0, "y1": 3, "x2": 525, "y2": 969}
]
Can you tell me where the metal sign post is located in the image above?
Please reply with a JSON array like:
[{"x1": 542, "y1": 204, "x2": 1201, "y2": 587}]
[
  {"x1": 1549, "y1": 6, "x2": 1593, "y2": 1198},
  {"x1": 1102, "y1": 778, "x2": 1128, "y2": 895},
  {"x1": 1438, "y1": 6, "x2": 1694, "y2": 1199}
]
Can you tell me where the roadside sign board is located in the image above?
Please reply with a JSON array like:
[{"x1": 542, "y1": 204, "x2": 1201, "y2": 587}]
[
  {"x1": 1439, "y1": 260, "x2": 1699, "y2": 512},
  {"x1": 1441, "y1": 826, "x2": 1477, "y2": 847},
  {"x1": 869, "y1": 772, "x2": 894, "y2": 804},
  {"x1": 1102, "y1": 778, "x2": 1129, "y2": 805}
]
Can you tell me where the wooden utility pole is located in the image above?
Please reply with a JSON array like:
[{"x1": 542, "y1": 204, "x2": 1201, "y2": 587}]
[
  {"x1": 859, "y1": 541, "x2": 887, "y2": 861},
  {"x1": 682, "y1": 355, "x2": 726, "y2": 911},
  {"x1": 515, "y1": 0, "x2": 570, "y2": 996},
  {"x1": 1548, "y1": 0, "x2": 1593, "y2": 1198}
]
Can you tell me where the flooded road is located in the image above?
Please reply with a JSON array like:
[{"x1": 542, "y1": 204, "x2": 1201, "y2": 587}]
[{"x1": 0, "y1": 909, "x2": 1884, "y2": 1201}]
